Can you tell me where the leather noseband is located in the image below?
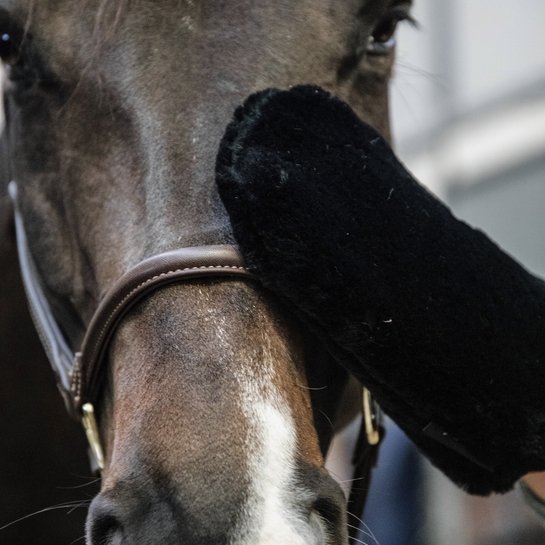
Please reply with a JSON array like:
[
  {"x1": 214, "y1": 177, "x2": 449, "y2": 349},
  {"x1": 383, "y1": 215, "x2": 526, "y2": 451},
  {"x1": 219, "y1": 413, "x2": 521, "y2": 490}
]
[{"x1": 71, "y1": 245, "x2": 254, "y2": 414}]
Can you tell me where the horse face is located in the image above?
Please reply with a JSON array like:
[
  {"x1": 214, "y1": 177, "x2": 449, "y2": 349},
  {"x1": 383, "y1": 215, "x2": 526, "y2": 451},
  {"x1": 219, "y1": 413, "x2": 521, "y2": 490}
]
[{"x1": 1, "y1": 1, "x2": 411, "y2": 543}]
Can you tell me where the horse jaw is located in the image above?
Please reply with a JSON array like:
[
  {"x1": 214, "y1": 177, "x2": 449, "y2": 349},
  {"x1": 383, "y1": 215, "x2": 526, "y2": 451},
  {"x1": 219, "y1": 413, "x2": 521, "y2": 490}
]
[{"x1": 88, "y1": 282, "x2": 347, "y2": 545}]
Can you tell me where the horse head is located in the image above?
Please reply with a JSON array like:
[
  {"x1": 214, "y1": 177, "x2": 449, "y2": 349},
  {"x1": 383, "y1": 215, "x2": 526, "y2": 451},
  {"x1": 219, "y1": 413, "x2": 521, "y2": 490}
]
[{"x1": 1, "y1": 1, "x2": 413, "y2": 543}]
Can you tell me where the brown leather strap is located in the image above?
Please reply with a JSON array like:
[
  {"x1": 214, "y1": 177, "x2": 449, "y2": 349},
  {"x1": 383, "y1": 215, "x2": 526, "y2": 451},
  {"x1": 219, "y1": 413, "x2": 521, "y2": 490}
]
[
  {"x1": 347, "y1": 389, "x2": 383, "y2": 541},
  {"x1": 347, "y1": 420, "x2": 384, "y2": 541},
  {"x1": 10, "y1": 182, "x2": 76, "y2": 404},
  {"x1": 70, "y1": 245, "x2": 254, "y2": 413},
  {"x1": 9, "y1": 181, "x2": 253, "y2": 415}
]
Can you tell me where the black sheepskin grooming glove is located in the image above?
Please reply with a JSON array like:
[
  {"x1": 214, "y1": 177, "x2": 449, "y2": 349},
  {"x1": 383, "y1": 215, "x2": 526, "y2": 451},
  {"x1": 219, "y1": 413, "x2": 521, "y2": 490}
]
[{"x1": 216, "y1": 85, "x2": 545, "y2": 495}]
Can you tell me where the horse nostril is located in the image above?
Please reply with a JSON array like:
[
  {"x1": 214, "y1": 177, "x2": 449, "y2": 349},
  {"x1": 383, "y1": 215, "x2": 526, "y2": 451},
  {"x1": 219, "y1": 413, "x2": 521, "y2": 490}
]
[
  {"x1": 312, "y1": 496, "x2": 342, "y2": 529},
  {"x1": 87, "y1": 496, "x2": 124, "y2": 545},
  {"x1": 90, "y1": 515, "x2": 122, "y2": 545},
  {"x1": 307, "y1": 475, "x2": 348, "y2": 543}
]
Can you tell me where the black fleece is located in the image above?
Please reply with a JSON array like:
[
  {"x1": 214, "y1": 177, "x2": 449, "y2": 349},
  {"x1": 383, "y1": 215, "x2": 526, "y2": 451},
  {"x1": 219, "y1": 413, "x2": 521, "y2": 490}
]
[{"x1": 216, "y1": 85, "x2": 545, "y2": 495}]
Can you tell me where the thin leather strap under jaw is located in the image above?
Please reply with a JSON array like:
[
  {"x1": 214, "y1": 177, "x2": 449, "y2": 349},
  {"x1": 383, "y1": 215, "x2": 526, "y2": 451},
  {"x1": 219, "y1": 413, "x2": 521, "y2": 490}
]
[{"x1": 9, "y1": 182, "x2": 75, "y2": 403}]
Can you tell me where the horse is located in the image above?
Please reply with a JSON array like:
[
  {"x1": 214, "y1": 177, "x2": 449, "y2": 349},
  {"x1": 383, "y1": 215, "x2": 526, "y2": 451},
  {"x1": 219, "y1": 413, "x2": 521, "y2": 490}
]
[{"x1": 0, "y1": 1, "x2": 411, "y2": 543}]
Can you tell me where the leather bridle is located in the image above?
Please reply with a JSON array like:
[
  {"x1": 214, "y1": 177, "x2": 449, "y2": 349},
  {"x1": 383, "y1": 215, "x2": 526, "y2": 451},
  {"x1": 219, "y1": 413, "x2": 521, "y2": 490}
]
[
  {"x1": 8, "y1": 181, "x2": 254, "y2": 469},
  {"x1": 9, "y1": 180, "x2": 381, "y2": 537}
]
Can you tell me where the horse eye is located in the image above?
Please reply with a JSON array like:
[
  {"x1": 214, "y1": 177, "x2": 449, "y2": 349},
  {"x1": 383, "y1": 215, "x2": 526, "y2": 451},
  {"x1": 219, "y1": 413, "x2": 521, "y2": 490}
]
[
  {"x1": 367, "y1": 17, "x2": 399, "y2": 55},
  {"x1": 367, "y1": 10, "x2": 414, "y2": 56},
  {"x1": 375, "y1": 17, "x2": 399, "y2": 44},
  {"x1": 0, "y1": 13, "x2": 24, "y2": 65}
]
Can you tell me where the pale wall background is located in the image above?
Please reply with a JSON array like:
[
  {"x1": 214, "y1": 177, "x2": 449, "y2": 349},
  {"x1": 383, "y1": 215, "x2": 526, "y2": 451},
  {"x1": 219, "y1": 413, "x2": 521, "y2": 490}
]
[
  {"x1": 390, "y1": 2, "x2": 545, "y2": 544},
  {"x1": 392, "y1": 0, "x2": 545, "y2": 276}
]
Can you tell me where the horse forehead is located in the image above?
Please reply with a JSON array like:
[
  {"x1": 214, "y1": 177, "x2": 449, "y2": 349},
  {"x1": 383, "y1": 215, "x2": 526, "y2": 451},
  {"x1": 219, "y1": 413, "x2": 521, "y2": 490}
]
[
  {"x1": 24, "y1": 0, "x2": 386, "y2": 39},
  {"x1": 11, "y1": 0, "x2": 403, "y2": 43},
  {"x1": 16, "y1": 0, "x2": 396, "y2": 88}
]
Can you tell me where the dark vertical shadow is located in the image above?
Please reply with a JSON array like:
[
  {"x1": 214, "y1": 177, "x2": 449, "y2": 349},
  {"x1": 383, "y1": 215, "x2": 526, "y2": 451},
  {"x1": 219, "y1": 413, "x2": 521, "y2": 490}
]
[{"x1": 0, "y1": 179, "x2": 98, "y2": 545}]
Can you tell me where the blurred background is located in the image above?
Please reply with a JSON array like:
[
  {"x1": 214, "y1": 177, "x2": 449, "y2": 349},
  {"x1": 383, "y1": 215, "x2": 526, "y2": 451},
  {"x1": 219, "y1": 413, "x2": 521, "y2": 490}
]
[
  {"x1": 392, "y1": 0, "x2": 545, "y2": 279},
  {"x1": 350, "y1": 1, "x2": 545, "y2": 544}
]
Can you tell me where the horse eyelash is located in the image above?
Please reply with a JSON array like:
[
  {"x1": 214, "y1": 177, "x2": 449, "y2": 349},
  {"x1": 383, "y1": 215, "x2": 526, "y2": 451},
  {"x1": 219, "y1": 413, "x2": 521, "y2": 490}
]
[{"x1": 390, "y1": 7, "x2": 420, "y2": 30}]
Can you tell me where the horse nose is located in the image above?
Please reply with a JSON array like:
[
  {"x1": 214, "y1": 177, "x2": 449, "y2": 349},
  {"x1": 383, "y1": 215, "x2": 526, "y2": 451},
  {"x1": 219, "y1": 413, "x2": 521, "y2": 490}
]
[
  {"x1": 87, "y1": 490, "x2": 180, "y2": 544},
  {"x1": 86, "y1": 494, "x2": 125, "y2": 545},
  {"x1": 86, "y1": 473, "x2": 349, "y2": 545},
  {"x1": 86, "y1": 486, "x2": 234, "y2": 545},
  {"x1": 307, "y1": 472, "x2": 349, "y2": 543}
]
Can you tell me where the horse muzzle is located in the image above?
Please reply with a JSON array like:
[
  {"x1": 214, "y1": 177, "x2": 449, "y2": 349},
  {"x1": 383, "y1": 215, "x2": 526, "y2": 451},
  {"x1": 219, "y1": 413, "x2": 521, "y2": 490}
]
[{"x1": 86, "y1": 470, "x2": 349, "y2": 545}]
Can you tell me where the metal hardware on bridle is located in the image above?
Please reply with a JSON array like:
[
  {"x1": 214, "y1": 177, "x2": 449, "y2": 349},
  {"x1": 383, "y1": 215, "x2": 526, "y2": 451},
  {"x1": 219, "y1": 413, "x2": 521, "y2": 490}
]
[
  {"x1": 362, "y1": 387, "x2": 380, "y2": 447},
  {"x1": 82, "y1": 403, "x2": 105, "y2": 472},
  {"x1": 9, "y1": 180, "x2": 381, "y2": 518},
  {"x1": 347, "y1": 387, "x2": 383, "y2": 542}
]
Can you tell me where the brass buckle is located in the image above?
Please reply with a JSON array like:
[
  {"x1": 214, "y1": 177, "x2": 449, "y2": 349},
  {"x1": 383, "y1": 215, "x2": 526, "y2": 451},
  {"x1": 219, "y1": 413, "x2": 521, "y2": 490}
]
[
  {"x1": 362, "y1": 387, "x2": 380, "y2": 446},
  {"x1": 82, "y1": 403, "x2": 105, "y2": 473}
]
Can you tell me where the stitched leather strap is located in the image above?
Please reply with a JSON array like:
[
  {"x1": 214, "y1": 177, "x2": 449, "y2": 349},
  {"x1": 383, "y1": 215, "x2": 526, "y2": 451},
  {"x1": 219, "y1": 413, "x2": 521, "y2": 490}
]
[{"x1": 72, "y1": 245, "x2": 254, "y2": 413}]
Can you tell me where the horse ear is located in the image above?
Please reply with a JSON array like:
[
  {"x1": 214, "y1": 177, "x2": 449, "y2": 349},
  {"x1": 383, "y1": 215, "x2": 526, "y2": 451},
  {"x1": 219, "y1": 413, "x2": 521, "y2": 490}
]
[{"x1": 216, "y1": 85, "x2": 545, "y2": 495}]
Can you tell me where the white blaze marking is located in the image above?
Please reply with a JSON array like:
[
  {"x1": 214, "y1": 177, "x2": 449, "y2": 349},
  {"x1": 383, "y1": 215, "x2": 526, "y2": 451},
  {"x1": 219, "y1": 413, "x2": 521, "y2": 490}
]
[
  {"x1": 212, "y1": 316, "x2": 327, "y2": 544},
  {"x1": 231, "y1": 365, "x2": 327, "y2": 544}
]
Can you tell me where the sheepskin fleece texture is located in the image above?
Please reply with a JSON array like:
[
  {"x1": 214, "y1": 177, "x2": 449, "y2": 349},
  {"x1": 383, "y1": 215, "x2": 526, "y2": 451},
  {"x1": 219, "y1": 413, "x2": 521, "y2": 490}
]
[{"x1": 216, "y1": 85, "x2": 545, "y2": 495}]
